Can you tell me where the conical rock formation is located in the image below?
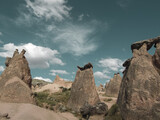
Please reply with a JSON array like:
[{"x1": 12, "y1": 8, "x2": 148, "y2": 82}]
[
  {"x1": 117, "y1": 36, "x2": 160, "y2": 120},
  {"x1": 105, "y1": 73, "x2": 122, "y2": 97},
  {"x1": 0, "y1": 49, "x2": 34, "y2": 103},
  {"x1": 67, "y1": 67, "x2": 100, "y2": 112}
]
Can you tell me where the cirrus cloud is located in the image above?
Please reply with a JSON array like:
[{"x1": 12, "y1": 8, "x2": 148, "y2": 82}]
[{"x1": 25, "y1": 0, "x2": 72, "y2": 21}]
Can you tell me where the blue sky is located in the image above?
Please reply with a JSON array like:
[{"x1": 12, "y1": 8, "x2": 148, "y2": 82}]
[{"x1": 0, "y1": 0, "x2": 160, "y2": 86}]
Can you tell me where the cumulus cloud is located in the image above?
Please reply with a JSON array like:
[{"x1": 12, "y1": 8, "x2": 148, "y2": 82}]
[
  {"x1": 25, "y1": 0, "x2": 72, "y2": 21},
  {"x1": 53, "y1": 23, "x2": 98, "y2": 56},
  {"x1": 50, "y1": 69, "x2": 69, "y2": 76},
  {"x1": 0, "y1": 43, "x2": 65, "y2": 68},
  {"x1": 34, "y1": 76, "x2": 52, "y2": 82},
  {"x1": 0, "y1": 66, "x2": 4, "y2": 72},
  {"x1": 98, "y1": 58, "x2": 124, "y2": 71},
  {"x1": 94, "y1": 71, "x2": 110, "y2": 79}
]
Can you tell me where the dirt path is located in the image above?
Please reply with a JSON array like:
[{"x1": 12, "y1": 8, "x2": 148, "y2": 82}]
[{"x1": 0, "y1": 102, "x2": 78, "y2": 120}]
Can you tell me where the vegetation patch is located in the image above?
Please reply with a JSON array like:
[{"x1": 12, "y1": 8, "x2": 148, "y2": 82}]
[
  {"x1": 34, "y1": 89, "x2": 71, "y2": 111},
  {"x1": 105, "y1": 104, "x2": 123, "y2": 120},
  {"x1": 104, "y1": 98, "x2": 112, "y2": 102}
]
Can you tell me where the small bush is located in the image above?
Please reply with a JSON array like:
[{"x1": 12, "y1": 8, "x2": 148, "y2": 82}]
[
  {"x1": 104, "y1": 98, "x2": 112, "y2": 102},
  {"x1": 34, "y1": 89, "x2": 71, "y2": 111},
  {"x1": 105, "y1": 104, "x2": 122, "y2": 120}
]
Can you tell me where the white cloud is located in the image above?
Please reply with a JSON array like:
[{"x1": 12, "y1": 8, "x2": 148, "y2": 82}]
[
  {"x1": 0, "y1": 32, "x2": 2, "y2": 36},
  {"x1": 34, "y1": 76, "x2": 52, "y2": 82},
  {"x1": 25, "y1": 0, "x2": 72, "y2": 21},
  {"x1": 98, "y1": 58, "x2": 124, "y2": 71},
  {"x1": 78, "y1": 14, "x2": 84, "y2": 21},
  {"x1": 53, "y1": 23, "x2": 98, "y2": 56},
  {"x1": 0, "y1": 43, "x2": 65, "y2": 68},
  {"x1": 0, "y1": 66, "x2": 4, "y2": 72},
  {"x1": 94, "y1": 71, "x2": 110, "y2": 79},
  {"x1": 50, "y1": 69, "x2": 69, "y2": 76}
]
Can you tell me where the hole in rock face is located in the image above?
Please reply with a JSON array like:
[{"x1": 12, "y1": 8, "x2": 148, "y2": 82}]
[{"x1": 148, "y1": 46, "x2": 156, "y2": 56}]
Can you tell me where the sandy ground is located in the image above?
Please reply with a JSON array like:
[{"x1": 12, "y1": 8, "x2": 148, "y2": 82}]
[
  {"x1": 98, "y1": 91, "x2": 117, "y2": 109},
  {"x1": 0, "y1": 102, "x2": 78, "y2": 120}
]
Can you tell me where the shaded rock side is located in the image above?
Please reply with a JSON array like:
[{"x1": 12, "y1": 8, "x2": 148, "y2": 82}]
[
  {"x1": 0, "y1": 49, "x2": 34, "y2": 104},
  {"x1": 105, "y1": 73, "x2": 122, "y2": 97},
  {"x1": 117, "y1": 37, "x2": 160, "y2": 120},
  {"x1": 67, "y1": 68, "x2": 100, "y2": 112}
]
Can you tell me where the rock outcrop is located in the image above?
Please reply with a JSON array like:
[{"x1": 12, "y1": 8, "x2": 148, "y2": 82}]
[
  {"x1": 80, "y1": 102, "x2": 108, "y2": 119},
  {"x1": 67, "y1": 66, "x2": 100, "y2": 112},
  {"x1": 77, "y1": 62, "x2": 93, "y2": 71},
  {"x1": 97, "y1": 84, "x2": 104, "y2": 92},
  {"x1": 117, "y1": 36, "x2": 160, "y2": 120},
  {"x1": 0, "y1": 49, "x2": 34, "y2": 103},
  {"x1": 53, "y1": 75, "x2": 72, "y2": 88},
  {"x1": 105, "y1": 73, "x2": 122, "y2": 97},
  {"x1": 34, "y1": 75, "x2": 72, "y2": 93}
]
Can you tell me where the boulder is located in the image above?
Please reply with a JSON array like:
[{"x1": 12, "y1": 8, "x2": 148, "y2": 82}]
[
  {"x1": 105, "y1": 73, "x2": 122, "y2": 97},
  {"x1": 80, "y1": 102, "x2": 108, "y2": 120},
  {"x1": 0, "y1": 49, "x2": 34, "y2": 104},
  {"x1": 117, "y1": 36, "x2": 160, "y2": 120},
  {"x1": 67, "y1": 66, "x2": 100, "y2": 112}
]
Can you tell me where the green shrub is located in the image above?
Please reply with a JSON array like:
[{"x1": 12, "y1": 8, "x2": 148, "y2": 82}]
[
  {"x1": 105, "y1": 104, "x2": 123, "y2": 120},
  {"x1": 104, "y1": 98, "x2": 112, "y2": 102},
  {"x1": 34, "y1": 89, "x2": 71, "y2": 110}
]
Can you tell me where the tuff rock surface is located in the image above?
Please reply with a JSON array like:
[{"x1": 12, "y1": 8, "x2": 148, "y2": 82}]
[
  {"x1": 117, "y1": 36, "x2": 160, "y2": 120},
  {"x1": 67, "y1": 67, "x2": 100, "y2": 112},
  {"x1": 0, "y1": 49, "x2": 34, "y2": 103},
  {"x1": 105, "y1": 73, "x2": 122, "y2": 97}
]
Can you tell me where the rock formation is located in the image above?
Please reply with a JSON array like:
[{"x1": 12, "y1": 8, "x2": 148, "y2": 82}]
[
  {"x1": 53, "y1": 75, "x2": 72, "y2": 88},
  {"x1": 77, "y1": 62, "x2": 93, "y2": 71},
  {"x1": 0, "y1": 49, "x2": 34, "y2": 103},
  {"x1": 34, "y1": 75, "x2": 72, "y2": 93},
  {"x1": 67, "y1": 65, "x2": 100, "y2": 112},
  {"x1": 105, "y1": 73, "x2": 122, "y2": 97},
  {"x1": 117, "y1": 36, "x2": 160, "y2": 120},
  {"x1": 97, "y1": 84, "x2": 104, "y2": 92}
]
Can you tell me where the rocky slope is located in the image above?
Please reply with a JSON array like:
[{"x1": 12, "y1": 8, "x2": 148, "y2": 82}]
[{"x1": 117, "y1": 36, "x2": 160, "y2": 120}]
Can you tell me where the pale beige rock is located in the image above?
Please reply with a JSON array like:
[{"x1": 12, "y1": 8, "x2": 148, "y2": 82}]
[
  {"x1": 0, "y1": 49, "x2": 34, "y2": 104},
  {"x1": 67, "y1": 68, "x2": 100, "y2": 112},
  {"x1": 117, "y1": 37, "x2": 160, "y2": 120},
  {"x1": 105, "y1": 73, "x2": 122, "y2": 97},
  {"x1": 34, "y1": 75, "x2": 72, "y2": 93}
]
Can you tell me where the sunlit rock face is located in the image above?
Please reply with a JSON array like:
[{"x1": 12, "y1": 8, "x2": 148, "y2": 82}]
[
  {"x1": 117, "y1": 37, "x2": 160, "y2": 120},
  {"x1": 0, "y1": 49, "x2": 34, "y2": 104},
  {"x1": 67, "y1": 67, "x2": 100, "y2": 112}
]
